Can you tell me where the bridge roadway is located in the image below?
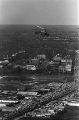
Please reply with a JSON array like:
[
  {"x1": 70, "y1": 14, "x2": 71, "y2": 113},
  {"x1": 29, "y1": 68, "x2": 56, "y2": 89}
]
[{"x1": 3, "y1": 81, "x2": 77, "y2": 120}]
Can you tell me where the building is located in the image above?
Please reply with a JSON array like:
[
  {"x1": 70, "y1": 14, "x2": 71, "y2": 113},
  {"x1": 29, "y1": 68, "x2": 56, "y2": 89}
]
[
  {"x1": 27, "y1": 59, "x2": 39, "y2": 65},
  {"x1": 60, "y1": 55, "x2": 73, "y2": 73},
  {"x1": 23, "y1": 65, "x2": 37, "y2": 71},
  {"x1": 35, "y1": 54, "x2": 46, "y2": 60},
  {"x1": 53, "y1": 54, "x2": 62, "y2": 62}
]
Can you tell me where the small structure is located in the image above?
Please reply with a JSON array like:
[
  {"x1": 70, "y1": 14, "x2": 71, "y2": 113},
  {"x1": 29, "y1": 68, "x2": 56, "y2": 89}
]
[
  {"x1": 35, "y1": 54, "x2": 46, "y2": 60},
  {"x1": 53, "y1": 54, "x2": 62, "y2": 62},
  {"x1": 17, "y1": 91, "x2": 38, "y2": 96},
  {"x1": 0, "y1": 60, "x2": 9, "y2": 66},
  {"x1": 60, "y1": 55, "x2": 73, "y2": 73},
  {"x1": 65, "y1": 64, "x2": 72, "y2": 72},
  {"x1": 59, "y1": 65, "x2": 65, "y2": 73},
  {"x1": 25, "y1": 65, "x2": 37, "y2": 71},
  {"x1": 28, "y1": 59, "x2": 39, "y2": 65},
  {"x1": 64, "y1": 55, "x2": 72, "y2": 65}
]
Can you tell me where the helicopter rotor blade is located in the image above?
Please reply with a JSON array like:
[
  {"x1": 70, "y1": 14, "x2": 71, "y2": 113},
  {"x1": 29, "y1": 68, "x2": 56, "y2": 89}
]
[{"x1": 36, "y1": 25, "x2": 44, "y2": 29}]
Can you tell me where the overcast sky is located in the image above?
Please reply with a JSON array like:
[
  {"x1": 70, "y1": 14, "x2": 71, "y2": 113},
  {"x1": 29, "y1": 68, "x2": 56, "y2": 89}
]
[{"x1": 0, "y1": 0, "x2": 78, "y2": 25}]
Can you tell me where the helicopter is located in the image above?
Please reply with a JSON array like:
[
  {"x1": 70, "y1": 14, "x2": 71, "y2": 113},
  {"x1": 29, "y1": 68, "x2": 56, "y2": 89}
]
[{"x1": 33, "y1": 25, "x2": 49, "y2": 38}]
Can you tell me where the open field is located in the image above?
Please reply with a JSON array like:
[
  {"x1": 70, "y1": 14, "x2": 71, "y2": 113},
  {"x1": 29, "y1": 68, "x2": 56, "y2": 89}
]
[{"x1": 0, "y1": 25, "x2": 78, "y2": 60}]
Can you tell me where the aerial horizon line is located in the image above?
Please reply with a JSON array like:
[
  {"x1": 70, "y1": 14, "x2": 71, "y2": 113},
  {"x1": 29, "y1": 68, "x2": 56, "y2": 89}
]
[{"x1": 0, "y1": 24, "x2": 78, "y2": 26}]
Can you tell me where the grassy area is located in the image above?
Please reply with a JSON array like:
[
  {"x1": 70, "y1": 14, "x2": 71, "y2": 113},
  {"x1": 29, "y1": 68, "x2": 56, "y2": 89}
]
[{"x1": 0, "y1": 25, "x2": 78, "y2": 60}]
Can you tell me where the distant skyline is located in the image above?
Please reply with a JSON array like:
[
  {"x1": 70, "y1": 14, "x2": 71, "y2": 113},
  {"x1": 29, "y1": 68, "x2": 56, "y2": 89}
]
[{"x1": 0, "y1": 0, "x2": 78, "y2": 25}]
